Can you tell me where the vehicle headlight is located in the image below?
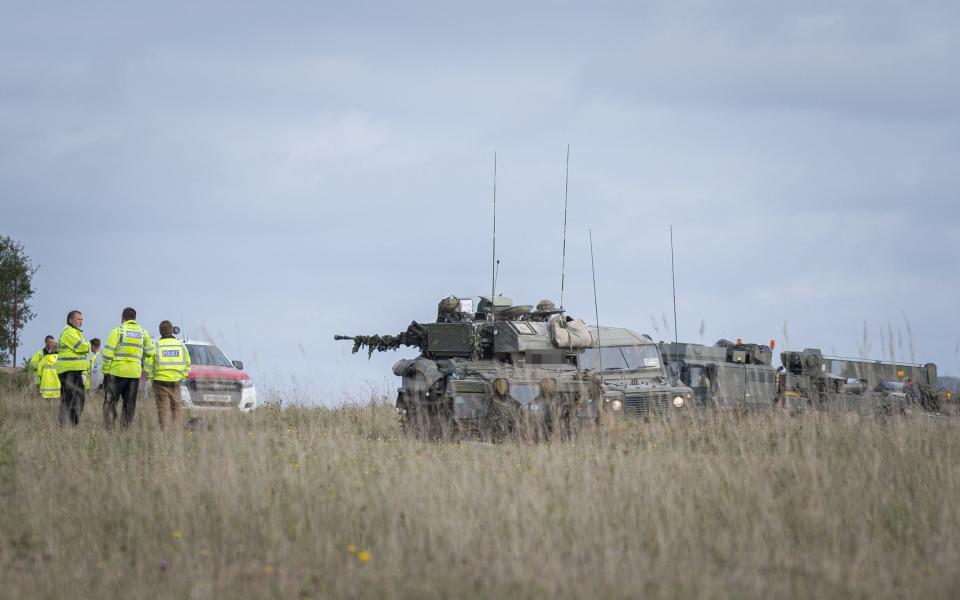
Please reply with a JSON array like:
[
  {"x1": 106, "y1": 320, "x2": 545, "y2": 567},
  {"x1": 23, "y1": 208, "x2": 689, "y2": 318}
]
[
  {"x1": 610, "y1": 399, "x2": 622, "y2": 412},
  {"x1": 241, "y1": 379, "x2": 254, "y2": 388},
  {"x1": 672, "y1": 396, "x2": 685, "y2": 408}
]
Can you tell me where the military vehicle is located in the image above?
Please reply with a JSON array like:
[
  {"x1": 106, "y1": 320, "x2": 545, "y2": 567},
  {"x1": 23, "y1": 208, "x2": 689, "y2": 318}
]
[
  {"x1": 335, "y1": 296, "x2": 607, "y2": 440},
  {"x1": 659, "y1": 339, "x2": 777, "y2": 412},
  {"x1": 658, "y1": 339, "x2": 945, "y2": 416},
  {"x1": 779, "y1": 349, "x2": 942, "y2": 414},
  {"x1": 579, "y1": 327, "x2": 694, "y2": 418}
]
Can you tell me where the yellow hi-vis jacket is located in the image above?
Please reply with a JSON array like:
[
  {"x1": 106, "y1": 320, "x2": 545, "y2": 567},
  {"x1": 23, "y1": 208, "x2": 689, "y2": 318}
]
[
  {"x1": 56, "y1": 324, "x2": 91, "y2": 374},
  {"x1": 37, "y1": 353, "x2": 60, "y2": 399},
  {"x1": 145, "y1": 337, "x2": 191, "y2": 382},
  {"x1": 103, "y1": 320, "x2": 154, "y2": 378},
  {"x1": 29, "y1": 348, "x2": 44, "y2": 385},
  {"x1": 83, "y1": 351, "x2": 99, "y2": 390}
]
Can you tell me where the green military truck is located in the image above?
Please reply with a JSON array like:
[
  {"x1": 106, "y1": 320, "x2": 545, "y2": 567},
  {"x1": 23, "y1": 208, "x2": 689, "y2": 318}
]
[{"x1": 659, "y1": 340, "x2": 778, "y2": 412}]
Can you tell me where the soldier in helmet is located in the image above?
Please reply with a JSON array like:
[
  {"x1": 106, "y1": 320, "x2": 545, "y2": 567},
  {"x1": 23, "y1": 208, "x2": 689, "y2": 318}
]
[
  {"x1": 437, "y1": 296, "x2": 459, "y2": 323},
  {"x1": 530, "y1": 299, "x2": 561, "y2": 322},
  {"x1": 904, "y1": 378, "x2": 922, "y2": 406}
]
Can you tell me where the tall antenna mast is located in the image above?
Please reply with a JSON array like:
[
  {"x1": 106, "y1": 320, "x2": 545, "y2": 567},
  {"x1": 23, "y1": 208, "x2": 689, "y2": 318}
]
[
  {"x1": 670, "y1": 225, "x2": 680, "y2": 377},
  {"x1": 490, "y1": 151, "x2": 497, "y2": 318},
  {"x1": 589, "y1": 229, "x2": 604, "y2": 424},
  {"x1": 560, "y1": 144, "x2": 570, "y2": 309}
]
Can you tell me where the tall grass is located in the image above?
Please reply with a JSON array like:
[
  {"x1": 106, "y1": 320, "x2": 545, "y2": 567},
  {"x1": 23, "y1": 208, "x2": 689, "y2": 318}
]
[{"x1": 2, "y1": 388, "x2": 960, "y2": 599}]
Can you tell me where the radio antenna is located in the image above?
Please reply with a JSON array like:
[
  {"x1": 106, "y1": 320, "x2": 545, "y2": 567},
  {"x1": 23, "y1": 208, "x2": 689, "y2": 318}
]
[
  {"x1": 670, "y1": 225, "x2": 680, "y2": 381},
  {"x1": 493, "y1": 259, "x2": 500, "y2": 296},
  {"x1": 560, "y1": 144, "x2": 570, "y2": 309},
  {"x1": 590, "y1": 229, "x2": 604, "y2": 424},
  {"x1": 490, "y1": 151, "x2": 497, "y2": 319}
]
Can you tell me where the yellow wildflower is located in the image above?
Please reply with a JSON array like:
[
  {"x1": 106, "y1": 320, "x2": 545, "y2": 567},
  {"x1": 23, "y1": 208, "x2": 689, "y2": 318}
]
[
  {"x1": 172, "y1": 530, "x2": 183, "y2": 539},
  {"x1": 358, "y1": 551, "x2": 370, "y2": 562},
  {"x1": 347, "y1": 544, "x2": 357, "y2": 554}
]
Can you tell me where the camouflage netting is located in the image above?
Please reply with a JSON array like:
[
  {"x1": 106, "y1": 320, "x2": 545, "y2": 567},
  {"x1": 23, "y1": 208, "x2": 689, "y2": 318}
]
[{"x1": 339, "y1": 322, "x2": 428, "y2": 358}]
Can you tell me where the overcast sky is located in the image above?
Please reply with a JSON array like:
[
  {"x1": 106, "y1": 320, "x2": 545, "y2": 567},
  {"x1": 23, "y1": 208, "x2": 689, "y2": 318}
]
[{"x1": 3, "y1": 1, "x2": 959, "y2": 403}]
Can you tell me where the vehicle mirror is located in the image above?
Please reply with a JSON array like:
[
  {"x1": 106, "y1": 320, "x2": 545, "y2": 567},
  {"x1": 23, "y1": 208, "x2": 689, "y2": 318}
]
[{"x1": 232, "y1": 360, "x2": 244, "y2": 370}]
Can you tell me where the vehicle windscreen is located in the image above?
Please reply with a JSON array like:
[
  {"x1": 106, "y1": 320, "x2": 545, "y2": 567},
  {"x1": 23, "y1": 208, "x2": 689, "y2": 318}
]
[
  {"x1": 579, "y1": 344, "x2": 661, "y2": 371},
  {"x1": 186, "y1": 344, "x2": 233, "y2": 367}
]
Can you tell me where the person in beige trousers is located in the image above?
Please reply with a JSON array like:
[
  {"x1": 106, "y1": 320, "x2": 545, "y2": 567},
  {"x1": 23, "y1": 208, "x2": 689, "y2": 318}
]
[{"x1": 145, "y1": 321, "x2": 191, "y2": 430}]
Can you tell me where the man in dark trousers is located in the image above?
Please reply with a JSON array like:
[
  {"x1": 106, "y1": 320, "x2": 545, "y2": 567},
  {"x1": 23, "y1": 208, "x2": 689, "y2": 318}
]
[
  {"x1": 56, "y1": 310, "x2": 91, "y2": 427},
  {"x1": 102, "y1": 307, "x2": 155, "y2": 430}
]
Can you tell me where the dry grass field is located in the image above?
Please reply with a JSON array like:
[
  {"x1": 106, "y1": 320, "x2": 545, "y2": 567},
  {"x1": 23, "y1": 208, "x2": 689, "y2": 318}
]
[{"x1": 2, "y1": 385, "x2": 960, "y2": 599}]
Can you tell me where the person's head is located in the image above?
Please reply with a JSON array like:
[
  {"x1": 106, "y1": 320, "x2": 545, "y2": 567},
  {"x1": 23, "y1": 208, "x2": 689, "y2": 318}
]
[
  {"x1": 121, "y1": 307, "x2": 136, "y2": 322},
  {"x1": 90, "y1": 338, "x2": 101, "y2": 353},
  {"x1": 158, "y1": 320, "x2": 174, "y2": 337},
  {"x1": 67, "y1": 310, "x2": 83, "y2": 328},
  {"x1": 44, "y1": 335, "x2": 56, "y2": 351}
]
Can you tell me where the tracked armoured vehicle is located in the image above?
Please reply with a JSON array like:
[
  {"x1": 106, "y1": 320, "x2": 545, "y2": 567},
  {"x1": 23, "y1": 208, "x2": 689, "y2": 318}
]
[{"x1": 336, "y1": 296, "x2": 606, "y2": 440}]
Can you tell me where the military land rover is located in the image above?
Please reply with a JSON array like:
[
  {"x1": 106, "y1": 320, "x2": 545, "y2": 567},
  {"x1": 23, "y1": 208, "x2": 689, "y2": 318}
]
[{"x1": 581, "y1": 327, "x2": 694, "y2": 419}]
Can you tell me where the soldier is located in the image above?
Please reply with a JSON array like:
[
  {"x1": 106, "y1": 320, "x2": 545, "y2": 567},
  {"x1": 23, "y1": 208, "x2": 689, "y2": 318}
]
[
  {"x1": 904, "y1": 378, "x2": 922, "y2": 406},
  {"x1": 530, "y1": 299, "x2": 560, "y2": 322},
  {"x1": 102, "y1": 307, "x2": 155, "y2": 430}
]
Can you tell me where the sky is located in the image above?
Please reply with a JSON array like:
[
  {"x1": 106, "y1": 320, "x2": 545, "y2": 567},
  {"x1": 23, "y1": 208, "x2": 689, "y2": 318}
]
[{"x1": 3, "y1": 1, "x2": 959, "y2": 404}]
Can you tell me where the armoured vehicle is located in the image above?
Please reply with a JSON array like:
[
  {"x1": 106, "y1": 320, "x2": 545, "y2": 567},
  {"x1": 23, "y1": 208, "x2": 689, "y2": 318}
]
[
  {"x1": 659, "y1": 339, "x2": 777, "y2": 412},
  {"x1": 660, "y1": 339, "x2": 944, "y2": 416},
  {"x1": 779, "y1": 349, "x2": 941, "y2": 414},
  {"x1": 336, "y1": 296, "x2": 606, "y2": 440},
  {"x1": 580, "y1": 327, "x2": 694, "y2": 418}
]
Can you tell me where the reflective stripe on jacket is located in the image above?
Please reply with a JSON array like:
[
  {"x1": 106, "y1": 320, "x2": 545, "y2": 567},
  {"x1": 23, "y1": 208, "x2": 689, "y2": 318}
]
[
  {"x1": 102, "y1": 320, "x2": 154, "y2": 378},
  {"x1": 56, "y1": 325, "x2": 90, "y2": 373},
  {"x1": 29, "y1": 349, "x2": 44, "y2": 384},
  {"x1": 38, "y1": 353, "x2": 60, "y2": 398},
  {"x1": 147, "y1": 337, "x2": 191, "y2": 382}
]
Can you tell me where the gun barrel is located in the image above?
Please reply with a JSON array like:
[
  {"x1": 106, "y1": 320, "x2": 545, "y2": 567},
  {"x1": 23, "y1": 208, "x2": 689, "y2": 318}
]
[{"x1": 334, "y1": 335, "x2": 355, "y2": 341}]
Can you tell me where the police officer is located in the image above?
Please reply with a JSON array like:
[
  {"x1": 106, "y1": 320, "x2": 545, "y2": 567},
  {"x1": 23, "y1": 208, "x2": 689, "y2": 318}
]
[
  {"x1": 37, "y1": 345, "x2": 60, "y2": 401},
  {"x1": 56, "y1": 310, "x2": 91, "y2": 427},
  {"x1": 145, "y1": 320, "x2": 191, "y2": 430},
  {"x1": 28, "y1": 336, "x2": 57, "y2": 388},
  {"x1": 102, "y1": 307, "x2": 155, "y2": 430}
]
